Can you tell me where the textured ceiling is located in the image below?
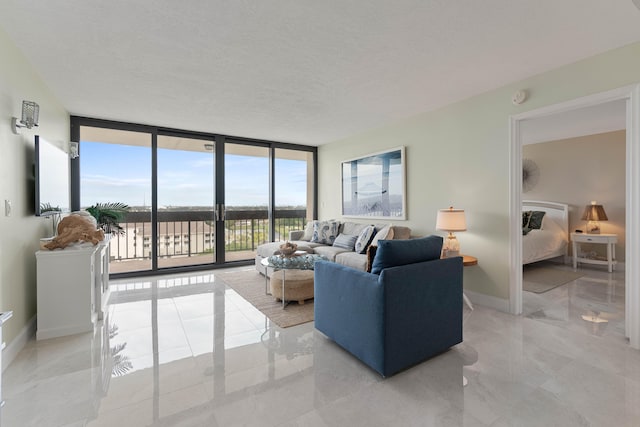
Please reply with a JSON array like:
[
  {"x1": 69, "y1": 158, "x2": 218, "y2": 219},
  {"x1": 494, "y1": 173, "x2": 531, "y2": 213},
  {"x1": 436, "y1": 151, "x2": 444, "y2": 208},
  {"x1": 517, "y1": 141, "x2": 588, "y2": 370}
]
[{"x1": 1, "y1": 1, "x2": 640, "y2": 146}]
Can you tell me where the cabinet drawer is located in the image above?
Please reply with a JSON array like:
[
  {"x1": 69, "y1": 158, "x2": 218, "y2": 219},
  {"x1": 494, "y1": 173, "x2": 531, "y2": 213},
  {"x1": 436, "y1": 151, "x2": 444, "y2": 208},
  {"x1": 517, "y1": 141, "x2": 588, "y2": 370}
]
[{"x1": 571, "y1": 233, "x2": 616, "y2": 244}]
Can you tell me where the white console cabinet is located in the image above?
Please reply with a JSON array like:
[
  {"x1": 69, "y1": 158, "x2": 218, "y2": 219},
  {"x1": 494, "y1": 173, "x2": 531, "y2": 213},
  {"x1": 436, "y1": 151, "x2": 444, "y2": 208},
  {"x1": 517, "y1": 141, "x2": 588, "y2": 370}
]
[{"x1": 36, "y1": 237, "x2": 110, "y2": 340}]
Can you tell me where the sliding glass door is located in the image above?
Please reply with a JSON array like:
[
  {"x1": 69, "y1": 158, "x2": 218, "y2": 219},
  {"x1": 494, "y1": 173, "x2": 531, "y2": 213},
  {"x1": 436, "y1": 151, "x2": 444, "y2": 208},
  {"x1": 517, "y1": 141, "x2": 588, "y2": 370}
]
[
  {"x1": 157, "y1": 134, "x2": 216, "y2": 268},
  {"x1": 73, "y1": 117, "x2": 316, "y2": 276}
]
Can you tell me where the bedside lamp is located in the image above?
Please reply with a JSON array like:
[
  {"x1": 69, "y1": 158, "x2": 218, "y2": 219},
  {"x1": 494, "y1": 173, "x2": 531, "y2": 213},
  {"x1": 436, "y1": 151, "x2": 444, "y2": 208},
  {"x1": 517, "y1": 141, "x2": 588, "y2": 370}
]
[
  {"x1": 581, "y1": 201, "x2": 608, "y2": 234},
  {"x1": 436, "y1": 207, "x2": 467, "y2": 257}
]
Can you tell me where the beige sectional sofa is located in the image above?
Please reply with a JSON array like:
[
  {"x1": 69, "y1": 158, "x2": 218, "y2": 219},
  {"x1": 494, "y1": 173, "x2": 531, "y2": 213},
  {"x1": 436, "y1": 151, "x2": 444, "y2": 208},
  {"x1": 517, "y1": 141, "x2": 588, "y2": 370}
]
[{"x1": 255, "y1": 221, "x2": 412, "y2": 277}]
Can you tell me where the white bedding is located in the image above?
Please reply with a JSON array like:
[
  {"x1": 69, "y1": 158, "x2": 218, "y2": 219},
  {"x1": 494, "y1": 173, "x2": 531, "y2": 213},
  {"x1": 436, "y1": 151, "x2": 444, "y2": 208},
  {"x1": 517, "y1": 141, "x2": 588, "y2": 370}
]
[{"x1": 522, "y1": 215, "x2": 568, "y2": 264}]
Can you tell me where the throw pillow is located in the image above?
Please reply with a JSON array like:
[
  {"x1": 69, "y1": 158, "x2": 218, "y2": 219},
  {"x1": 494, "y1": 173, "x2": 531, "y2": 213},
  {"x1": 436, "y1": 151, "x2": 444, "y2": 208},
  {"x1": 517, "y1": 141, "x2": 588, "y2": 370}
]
[
  {"x1": 301, "y1": 221, "x2": 315, "y2": 241},
  {"x1": 528, "y1": 211, "x2": 546, "y2": 230},
  {"x1": 332, "y1": 233, "x2": 358, "y2": 251},
  {"x1": 310, "y1": 220, "x2": 339, "y2": 244},
  {"x1": 522, "y1": 211, "x2": 532, "y2": 228},
  {"x1": 370, "y1": 235, "x2": 443, "y2": 274},
  {"x1": 366, "y1": 245, "x2": 377, "y2": 273},
  {"x1": 391, "y1": 226, "x2": 411, "y2": 240},
  {"x1": 354, "y1": 225, "x2": 376, "y2": 254},
  {"x1": 370, "y1": 224, "x2": 394, "y2": 247}
]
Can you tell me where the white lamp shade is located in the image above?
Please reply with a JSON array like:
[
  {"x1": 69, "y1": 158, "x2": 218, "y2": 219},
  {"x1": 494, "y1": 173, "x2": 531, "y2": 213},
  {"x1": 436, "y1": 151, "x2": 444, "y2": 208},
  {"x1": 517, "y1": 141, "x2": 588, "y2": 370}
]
[{"x1": 436, "y1": 208, "x2": 467, "y2": 232}]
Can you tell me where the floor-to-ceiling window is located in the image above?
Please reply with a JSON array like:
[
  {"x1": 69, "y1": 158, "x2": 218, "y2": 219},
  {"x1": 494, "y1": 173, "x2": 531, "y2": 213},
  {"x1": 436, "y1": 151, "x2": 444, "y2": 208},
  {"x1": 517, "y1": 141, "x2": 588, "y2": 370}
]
[
  {"x1": 71, "y1": 117, "x2": 316, "y2": 277},
  {"x1": 223, "y1": 142, "x2": 270, "y2": 262},
  {"x1": 274, "y1": 148, "x2": 314, "y2": 240},
  {"x1": 77, "y1": 125, "x2": 153, "y2": 273}
]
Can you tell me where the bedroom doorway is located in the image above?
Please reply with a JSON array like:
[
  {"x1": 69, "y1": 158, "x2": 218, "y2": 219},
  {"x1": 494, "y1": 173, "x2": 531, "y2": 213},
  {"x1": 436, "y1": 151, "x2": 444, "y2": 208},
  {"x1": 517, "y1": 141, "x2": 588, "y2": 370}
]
[{"x1": 509, "y1": 84, "x2": 640, "y2": 349}]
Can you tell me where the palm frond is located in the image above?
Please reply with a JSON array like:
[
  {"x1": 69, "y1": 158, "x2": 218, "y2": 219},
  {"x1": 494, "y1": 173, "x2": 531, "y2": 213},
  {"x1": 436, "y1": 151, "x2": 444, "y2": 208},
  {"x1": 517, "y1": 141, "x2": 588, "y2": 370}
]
[
  {"x1": 40, "y1": 203, "x2": 61, "y2": 213},
  {"x1": 87, "y1": 202, "x2": 130, "y2": 235}
]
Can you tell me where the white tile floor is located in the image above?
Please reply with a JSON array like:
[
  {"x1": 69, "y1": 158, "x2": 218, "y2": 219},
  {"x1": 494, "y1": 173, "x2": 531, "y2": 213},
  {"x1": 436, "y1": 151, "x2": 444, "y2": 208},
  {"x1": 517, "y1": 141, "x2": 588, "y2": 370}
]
[{"x1": 2, "y1": 264, "x2": 639, "y2": 426}]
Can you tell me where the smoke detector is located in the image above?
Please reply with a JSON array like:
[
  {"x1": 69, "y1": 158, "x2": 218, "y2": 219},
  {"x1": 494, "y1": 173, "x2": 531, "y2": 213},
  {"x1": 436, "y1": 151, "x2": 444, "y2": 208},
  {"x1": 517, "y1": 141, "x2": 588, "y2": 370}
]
[{"x1": 512, "y1": 90, "x2": 528, "y2": 105}]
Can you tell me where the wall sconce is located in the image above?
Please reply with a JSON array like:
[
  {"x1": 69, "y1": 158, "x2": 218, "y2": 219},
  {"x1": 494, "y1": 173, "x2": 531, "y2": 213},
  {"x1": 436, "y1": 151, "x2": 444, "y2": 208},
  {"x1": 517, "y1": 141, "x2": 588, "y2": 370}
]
[
  {"x1": 69, "y1": 141, "x2": 79, "y2": 159},
  {"x1": 11, "y1": 100, "x2": 40, "y2": 134},
  {"x1": 581, "y1": 201, "x2": 608, "y2": 234},
  {"x1": 436, "y1": 206, "x2": 467, "y2": 257}
]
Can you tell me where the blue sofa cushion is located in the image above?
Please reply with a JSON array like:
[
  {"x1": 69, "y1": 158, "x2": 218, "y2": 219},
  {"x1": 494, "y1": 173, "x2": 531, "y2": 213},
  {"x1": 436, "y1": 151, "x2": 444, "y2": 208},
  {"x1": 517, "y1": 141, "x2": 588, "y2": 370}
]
[{"x1": 370, "y1": 235, "x2": 443, "y2": 274}]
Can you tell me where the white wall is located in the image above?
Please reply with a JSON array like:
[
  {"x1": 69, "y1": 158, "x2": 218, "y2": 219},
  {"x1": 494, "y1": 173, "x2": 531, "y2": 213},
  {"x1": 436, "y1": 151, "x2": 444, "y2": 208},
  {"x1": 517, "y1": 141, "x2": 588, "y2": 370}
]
[
  {"x1": 0, "y1": 28, "x2": 69, "y2": 349},
  {"x1": 523, "y1": 130, "x2": 625, "y2": 261},
  {"x1": 318, "y1": 42, "x2": 640, "y2": 303}
]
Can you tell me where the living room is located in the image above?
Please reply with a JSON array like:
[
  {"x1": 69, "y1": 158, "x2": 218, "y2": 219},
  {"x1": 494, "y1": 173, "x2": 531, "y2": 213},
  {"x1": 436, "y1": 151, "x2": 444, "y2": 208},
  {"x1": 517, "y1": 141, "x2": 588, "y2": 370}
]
[{"x1": 2, "y1": 2, "x2": 640, "y2": 425}]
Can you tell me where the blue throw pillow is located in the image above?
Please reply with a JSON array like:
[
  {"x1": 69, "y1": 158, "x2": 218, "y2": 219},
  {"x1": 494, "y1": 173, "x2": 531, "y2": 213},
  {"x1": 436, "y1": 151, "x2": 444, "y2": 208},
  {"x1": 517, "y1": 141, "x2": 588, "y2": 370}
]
[
  {"x1": 332, "y1": 233, "x2": 357, "y2": 250},
  {"x1": 370, "y1": 235, "x2": 443, "y2": 274},
  {"x1": 310, "y1": 220, "x2": 340, "y2": 244}
]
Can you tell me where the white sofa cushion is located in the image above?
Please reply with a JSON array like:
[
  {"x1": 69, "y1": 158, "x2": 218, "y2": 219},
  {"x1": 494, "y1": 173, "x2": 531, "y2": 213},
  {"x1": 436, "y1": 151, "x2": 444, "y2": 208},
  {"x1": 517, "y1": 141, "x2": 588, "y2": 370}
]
[
  {"x1": 313, "y1": 245, "x2": 351, "y2": 262},
  {"x1": 335, "y1": 252, "x2": 368, "y2": 271}
]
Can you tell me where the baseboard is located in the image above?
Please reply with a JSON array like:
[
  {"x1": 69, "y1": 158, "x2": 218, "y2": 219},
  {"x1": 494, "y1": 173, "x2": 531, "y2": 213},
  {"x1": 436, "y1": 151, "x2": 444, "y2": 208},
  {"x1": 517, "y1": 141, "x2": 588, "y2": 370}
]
[
  {"x1": 3, "y1": 315, "x2": 36, "y2": 372},
  {"x1": 465, "y1": 290, "x2": 510, "y2": 313}
]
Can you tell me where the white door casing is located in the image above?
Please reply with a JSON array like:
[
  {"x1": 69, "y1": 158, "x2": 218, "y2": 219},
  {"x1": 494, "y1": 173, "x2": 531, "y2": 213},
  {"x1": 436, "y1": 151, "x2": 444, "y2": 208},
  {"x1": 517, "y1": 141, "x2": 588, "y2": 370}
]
[{"x1": 509, "y1": 84, "x2": 640, "y2": 349}]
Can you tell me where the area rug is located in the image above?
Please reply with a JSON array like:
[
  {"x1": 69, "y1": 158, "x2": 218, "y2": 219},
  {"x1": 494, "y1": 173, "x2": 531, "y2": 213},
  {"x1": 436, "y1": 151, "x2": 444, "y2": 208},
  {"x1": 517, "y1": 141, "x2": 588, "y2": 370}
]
[
  {"x1": 523, "y1": 265, "x2": 584, "y2": 293},
  {"x1": 217, "y1": 269, "x2": 314, "y2": 328}
]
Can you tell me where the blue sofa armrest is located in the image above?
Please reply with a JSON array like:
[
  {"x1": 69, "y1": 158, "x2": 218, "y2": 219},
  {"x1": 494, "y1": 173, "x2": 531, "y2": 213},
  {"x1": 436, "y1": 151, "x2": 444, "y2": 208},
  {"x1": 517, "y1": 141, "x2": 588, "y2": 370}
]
[{"x1": 314, "y1": 260, "x2": 386, "y2": 373}]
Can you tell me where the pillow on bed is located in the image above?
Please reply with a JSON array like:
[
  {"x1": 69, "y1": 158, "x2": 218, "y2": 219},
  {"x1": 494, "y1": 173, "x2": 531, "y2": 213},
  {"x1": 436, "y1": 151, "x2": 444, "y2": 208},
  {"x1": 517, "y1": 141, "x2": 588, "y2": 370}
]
[
  {"x1": 540, "y1": 213, "x2": 566, "y2": 236},
  {"x1": 528, "y1": 211, "x2": 546, "y2": 229}
]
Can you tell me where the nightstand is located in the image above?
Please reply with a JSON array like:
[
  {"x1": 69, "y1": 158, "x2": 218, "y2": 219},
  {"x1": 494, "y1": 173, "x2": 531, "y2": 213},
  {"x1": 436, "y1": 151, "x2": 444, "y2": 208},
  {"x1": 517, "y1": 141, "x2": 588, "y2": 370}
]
[{"x1": 571, "y1": 232, "x2": 617, "y2": 273}]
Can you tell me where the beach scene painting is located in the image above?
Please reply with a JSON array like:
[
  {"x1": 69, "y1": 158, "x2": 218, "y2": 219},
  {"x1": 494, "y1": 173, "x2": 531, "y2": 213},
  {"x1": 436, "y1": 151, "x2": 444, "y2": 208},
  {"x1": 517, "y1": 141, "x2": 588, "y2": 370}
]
[{"x1": 341, "y1": 147, "x2": 406, "y2": 219}]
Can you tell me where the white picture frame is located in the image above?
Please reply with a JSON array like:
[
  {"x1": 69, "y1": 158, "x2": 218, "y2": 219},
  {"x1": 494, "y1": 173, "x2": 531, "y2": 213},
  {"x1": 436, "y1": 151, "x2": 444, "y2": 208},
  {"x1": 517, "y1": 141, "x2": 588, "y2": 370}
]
[{"x1": 341, "y1": 146, "x2": 406, "y2": 220}]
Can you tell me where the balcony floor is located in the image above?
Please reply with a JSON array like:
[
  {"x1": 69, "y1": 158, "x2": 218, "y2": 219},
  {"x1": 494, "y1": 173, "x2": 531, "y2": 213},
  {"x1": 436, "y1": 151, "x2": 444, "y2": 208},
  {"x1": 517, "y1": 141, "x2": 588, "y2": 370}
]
[{"x1": 109, "y1": 250, "x2": 256, "y2": 273}]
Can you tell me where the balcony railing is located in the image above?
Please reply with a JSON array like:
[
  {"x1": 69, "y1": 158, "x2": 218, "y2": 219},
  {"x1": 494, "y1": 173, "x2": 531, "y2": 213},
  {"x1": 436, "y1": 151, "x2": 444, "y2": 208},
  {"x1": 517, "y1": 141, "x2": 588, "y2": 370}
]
[{"x1": 109, "y1": 208, "x2": 307, "y2": 266}]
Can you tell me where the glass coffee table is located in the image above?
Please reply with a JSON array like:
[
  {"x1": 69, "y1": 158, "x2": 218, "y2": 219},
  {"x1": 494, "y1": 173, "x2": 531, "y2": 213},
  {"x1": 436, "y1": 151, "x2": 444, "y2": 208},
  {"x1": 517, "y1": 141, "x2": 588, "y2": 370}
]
[{"x1": 261, "y1": 253, "x2": 326, "y2": 308}]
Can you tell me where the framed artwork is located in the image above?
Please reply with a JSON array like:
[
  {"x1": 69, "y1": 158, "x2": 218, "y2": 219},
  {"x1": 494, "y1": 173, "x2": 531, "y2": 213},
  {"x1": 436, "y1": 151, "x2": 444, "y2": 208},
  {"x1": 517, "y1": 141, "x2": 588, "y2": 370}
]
[{"x1": 341, "y1": 146, "x2": 406, "y2": 219}]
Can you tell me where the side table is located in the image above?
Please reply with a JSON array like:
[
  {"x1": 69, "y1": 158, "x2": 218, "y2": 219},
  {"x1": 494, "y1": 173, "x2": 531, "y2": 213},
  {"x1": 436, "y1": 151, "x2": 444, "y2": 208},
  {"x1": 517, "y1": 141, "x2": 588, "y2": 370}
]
[
  {"x1": 461, "y1": 255, "x2": 477, "y2": 311},
  {"x1": 570, "y1": 232, "x2": 617, "y2": 273}
]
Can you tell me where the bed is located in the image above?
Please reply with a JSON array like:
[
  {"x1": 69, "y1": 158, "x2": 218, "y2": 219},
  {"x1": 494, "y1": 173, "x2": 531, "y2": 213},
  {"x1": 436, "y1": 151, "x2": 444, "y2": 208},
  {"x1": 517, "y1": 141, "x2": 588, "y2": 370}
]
[{"x1": 522, "y1": 200, "x2": 569, "y2": 264}]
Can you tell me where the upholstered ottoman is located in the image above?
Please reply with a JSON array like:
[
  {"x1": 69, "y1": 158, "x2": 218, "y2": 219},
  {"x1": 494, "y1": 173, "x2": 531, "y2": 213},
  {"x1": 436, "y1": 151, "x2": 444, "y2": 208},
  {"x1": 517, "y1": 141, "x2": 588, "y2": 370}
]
[{"x1": 270, "y1": 269, "x2": 314, "y2": 304}]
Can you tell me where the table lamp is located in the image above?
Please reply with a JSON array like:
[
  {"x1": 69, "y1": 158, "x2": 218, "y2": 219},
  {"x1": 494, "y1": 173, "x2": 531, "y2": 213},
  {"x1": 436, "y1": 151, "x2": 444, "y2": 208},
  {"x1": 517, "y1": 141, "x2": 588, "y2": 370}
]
[
  {"x1": 581, "y1": 201, "x2": 608, "y2": 234},
  {"x1": 436, "y1": 207, "x2": 467, "y2": 257}
]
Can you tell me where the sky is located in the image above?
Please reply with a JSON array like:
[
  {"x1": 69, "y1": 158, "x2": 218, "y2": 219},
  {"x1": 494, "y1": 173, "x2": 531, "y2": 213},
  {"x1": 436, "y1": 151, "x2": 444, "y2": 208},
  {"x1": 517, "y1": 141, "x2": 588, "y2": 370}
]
[{"x1": 80, "y1": 141, "x2": 308, "y2": 208}]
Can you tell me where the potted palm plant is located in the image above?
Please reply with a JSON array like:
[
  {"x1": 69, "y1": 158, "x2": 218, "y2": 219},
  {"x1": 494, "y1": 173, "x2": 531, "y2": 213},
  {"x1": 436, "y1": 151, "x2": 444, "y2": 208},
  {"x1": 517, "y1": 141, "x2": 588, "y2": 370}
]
[{"x1": 86, "y1": 202, "x2": 130, "y2": 235}]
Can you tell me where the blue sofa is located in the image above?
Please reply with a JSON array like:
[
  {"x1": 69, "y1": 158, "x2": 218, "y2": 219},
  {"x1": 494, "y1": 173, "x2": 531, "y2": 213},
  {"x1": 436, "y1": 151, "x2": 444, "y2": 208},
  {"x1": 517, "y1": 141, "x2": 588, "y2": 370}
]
[{"x1": 314, "y1": 236, "x2": 463, "y2": 377}]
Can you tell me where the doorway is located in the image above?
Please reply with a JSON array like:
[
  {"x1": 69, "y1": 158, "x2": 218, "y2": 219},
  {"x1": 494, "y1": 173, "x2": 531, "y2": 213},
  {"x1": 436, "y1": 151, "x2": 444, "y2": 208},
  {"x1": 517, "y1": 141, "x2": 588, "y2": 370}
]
[{"x1": 509, "y1": 84, "x2": 640, "y2": 349}]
